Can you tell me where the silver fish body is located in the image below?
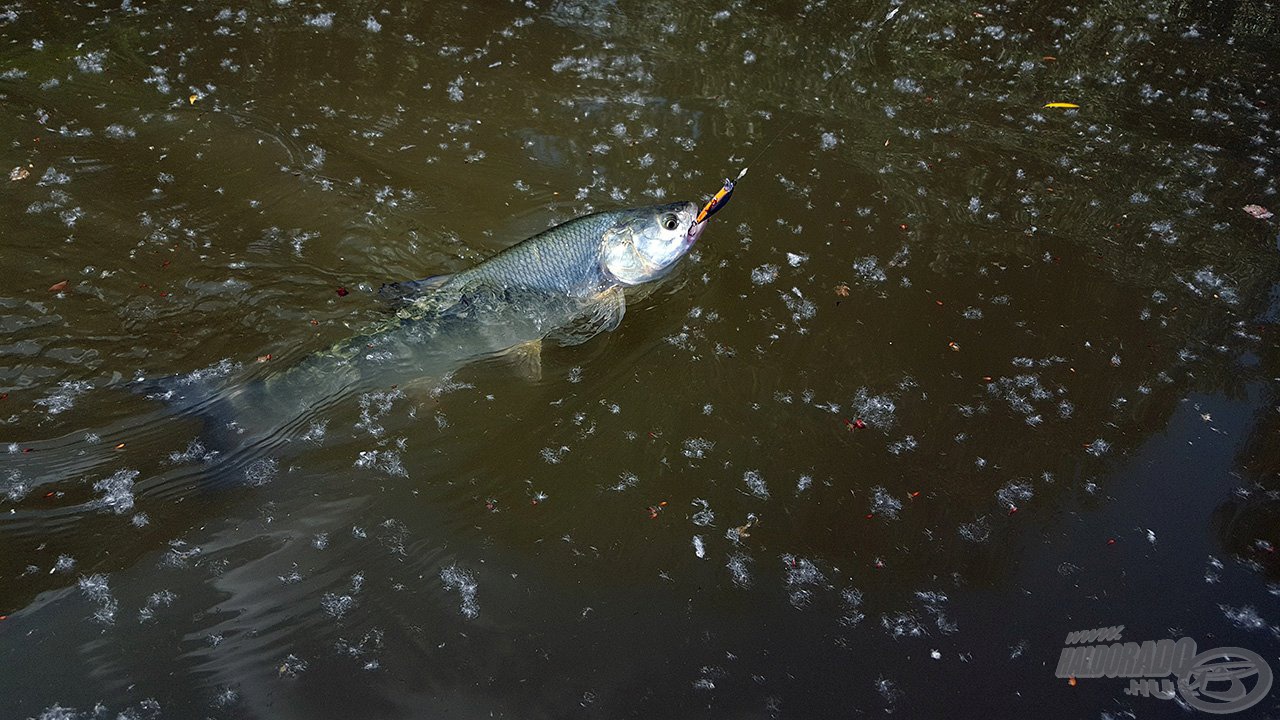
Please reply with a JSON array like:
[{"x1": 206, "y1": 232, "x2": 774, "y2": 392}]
[
  {"x1": 164, "y1": 201, "x2": 706, "y2": 452},
  {"x1": 414, "y1": 200, "x2": 703, "y2": 307}
]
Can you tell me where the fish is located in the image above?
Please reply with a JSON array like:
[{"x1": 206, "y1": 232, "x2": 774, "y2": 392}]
[{"x1": 153, "y1": 200, "x2": 708, "y2": 456}]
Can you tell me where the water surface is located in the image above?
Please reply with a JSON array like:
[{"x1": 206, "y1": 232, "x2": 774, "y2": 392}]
[{"x1": 2, "y1": 1, "x2": 1279, "y2": 717}]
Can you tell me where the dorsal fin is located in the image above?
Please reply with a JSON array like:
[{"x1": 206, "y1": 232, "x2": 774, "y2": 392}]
[{"x1": 378, "y1": 274, "x2": 454, "y2": 307}]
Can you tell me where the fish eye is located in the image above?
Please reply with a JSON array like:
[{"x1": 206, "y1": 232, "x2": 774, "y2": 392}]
[{"x1": 661, "y1": 213, "x2": 679, "y2": 231}]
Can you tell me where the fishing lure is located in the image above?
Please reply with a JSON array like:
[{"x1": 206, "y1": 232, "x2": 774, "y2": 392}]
[{"x1": 696, "y1": 167, "x2": 748, "y2": 224}]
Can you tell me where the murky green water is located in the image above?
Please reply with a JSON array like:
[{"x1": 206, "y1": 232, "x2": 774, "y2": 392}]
[{"x1": 3, "y1": 1, "x2": 1279, "y2": 717}]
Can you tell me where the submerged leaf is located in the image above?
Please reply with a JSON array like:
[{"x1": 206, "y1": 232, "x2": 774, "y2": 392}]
[{"x1": 1243, "y1": 204, "x2": 1273, "y2": 220}]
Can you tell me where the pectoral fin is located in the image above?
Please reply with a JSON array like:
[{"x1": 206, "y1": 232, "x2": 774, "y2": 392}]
[
  {"x1": 550, "y1": 287, "x2": 627, "y2": 347},
  {"x1": 508, "y1": 339, "x2": 543, "y2": 382}
]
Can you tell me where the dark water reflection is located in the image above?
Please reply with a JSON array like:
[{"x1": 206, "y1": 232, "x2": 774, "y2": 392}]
[{"x1": 2, "y1": 0, "x2": 1279, "y2": 717}]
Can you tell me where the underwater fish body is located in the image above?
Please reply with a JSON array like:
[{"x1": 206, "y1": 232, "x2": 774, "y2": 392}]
[{"x1": 157, "y1": 201, "x2": 708, "y2": 454}]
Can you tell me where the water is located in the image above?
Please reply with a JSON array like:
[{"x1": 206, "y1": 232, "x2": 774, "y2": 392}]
[{"x1": 3, "y1": 1, "x2": 1279, "y2": 717}]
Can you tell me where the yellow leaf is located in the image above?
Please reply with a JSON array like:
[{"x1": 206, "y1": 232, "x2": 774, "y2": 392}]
[
  {"x1": 188, "y1": 94, "x2": 198, "y2": 105},
  {"x1": 1044, "y1": 102, "x2": 1079, "y2": 108}
]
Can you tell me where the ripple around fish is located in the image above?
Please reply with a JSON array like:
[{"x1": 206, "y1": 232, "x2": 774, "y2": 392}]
[
  {"x1": 2, "y1": 404, "x2": 177, "y2": 481},
  {"x1": 159, "y1": 513, "x2": 491, "y2": 704}
]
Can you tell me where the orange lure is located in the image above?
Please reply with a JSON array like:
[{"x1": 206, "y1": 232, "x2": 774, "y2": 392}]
[{"x1": 696, "y1": 167, "x2": 748, "y2": 224}]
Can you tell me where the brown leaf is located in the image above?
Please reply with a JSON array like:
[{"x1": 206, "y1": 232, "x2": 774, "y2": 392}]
[
  {"x1": 9, "y1": 166, "x2": 30, "y2": 182},
  {"x1": 48, "y1": 280, "x2": 68, "y2": 292}
]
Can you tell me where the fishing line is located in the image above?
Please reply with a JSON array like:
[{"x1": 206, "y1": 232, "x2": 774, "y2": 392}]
[
  {"x1": 696, "y1": 9, "x2": 884, "y2": 221},
  {"x1": 694, "y1": 60, "x2": 842, "y2": 224}
]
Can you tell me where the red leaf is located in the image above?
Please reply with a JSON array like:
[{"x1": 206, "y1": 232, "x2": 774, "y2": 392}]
[
  {"x1": 48, "y1": 280, "x2": 68, "y2": 292},
  {"x1": 336, "y1": 286, "x2": 349, "y2": 297}
]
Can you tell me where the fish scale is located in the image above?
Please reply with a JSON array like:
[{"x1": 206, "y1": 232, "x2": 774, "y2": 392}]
[{"x1": 443, "y1": 211, "x2": 621, "y2": 297}]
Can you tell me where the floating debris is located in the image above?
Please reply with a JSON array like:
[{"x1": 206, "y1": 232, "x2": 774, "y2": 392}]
[
  {"x1": 440, "y1": 565, "x2": 479, "y2": 619},
  {"x1": 743, "y1": 470, "x2": 769, "y2": 500},
  {"x1": 93, "y1": 469, "x2": 140, "y2": 515}
]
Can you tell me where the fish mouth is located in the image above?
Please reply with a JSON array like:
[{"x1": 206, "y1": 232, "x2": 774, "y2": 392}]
[{"x1": 687, "y1": 219, "x2": 708, "y2": 245}]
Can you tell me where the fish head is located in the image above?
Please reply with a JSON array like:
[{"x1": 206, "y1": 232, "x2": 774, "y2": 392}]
[{"x1": 602, "y1": 201, "x2": 705, "y2": 285}]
